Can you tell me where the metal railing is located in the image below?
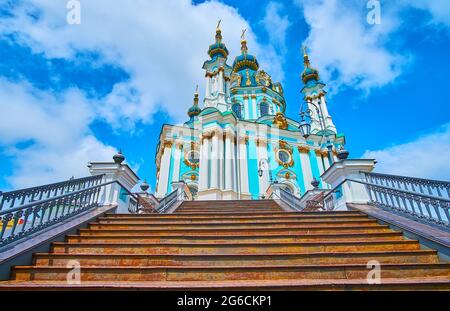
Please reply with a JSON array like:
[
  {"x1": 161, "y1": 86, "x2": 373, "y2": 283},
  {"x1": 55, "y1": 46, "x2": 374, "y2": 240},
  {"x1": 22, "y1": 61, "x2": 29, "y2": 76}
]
[
  {"x1": 365, "y1": 172, "x2": 450, "y2": 200},
  {"x1": 0, "y1": 176, "x2": 144, "y2": 248},
  {"x1": 155, "y1": 190, "x2": 179, "y2": 214},
  {"x1": 269, "y1": 187, "x2": 305, "y2": 212},
  {"x1": 320, "y1": 172, "x2": 450, "y2": 230},
  {"x1": 0, "y1": 175, "x2": 104, "y2": 212}
]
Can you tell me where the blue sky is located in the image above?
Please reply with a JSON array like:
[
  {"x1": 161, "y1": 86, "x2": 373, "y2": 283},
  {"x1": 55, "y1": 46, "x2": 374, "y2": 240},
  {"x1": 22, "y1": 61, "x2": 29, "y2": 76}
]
[{"x1": 0, "y1": 0, "x2": 449, "y2": 191}]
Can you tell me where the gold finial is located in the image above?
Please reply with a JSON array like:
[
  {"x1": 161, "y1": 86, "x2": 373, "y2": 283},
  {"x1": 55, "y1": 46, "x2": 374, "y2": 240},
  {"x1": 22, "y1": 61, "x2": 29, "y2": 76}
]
[
  {"x1": 302, "y1": 45, "x2": 308, "y2": 56},
  {"x1": 302, "y1": 45, "x2": 310, "y2": 67},
  {"x1": 193, "y1": 85, "x2": 199, "y2": 105},
  {"x1": 240, "y1": 29, "x2": 248, "y2": 54},
  {"x1": 241, "y1": 29, "x2": 247, "y2": 41}
]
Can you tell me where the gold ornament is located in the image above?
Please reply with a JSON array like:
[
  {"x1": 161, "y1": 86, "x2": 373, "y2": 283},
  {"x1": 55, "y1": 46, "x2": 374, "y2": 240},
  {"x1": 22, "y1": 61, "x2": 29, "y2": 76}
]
[{"x1": 273, "y1": 112, "x2": 288, "y2": 130}]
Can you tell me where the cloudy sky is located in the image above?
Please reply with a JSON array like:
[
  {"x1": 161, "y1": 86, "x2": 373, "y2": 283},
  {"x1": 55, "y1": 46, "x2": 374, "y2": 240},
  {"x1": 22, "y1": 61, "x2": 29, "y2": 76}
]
[{"x1": 0, "y1": 0, "x2": 449, "y2": 191}]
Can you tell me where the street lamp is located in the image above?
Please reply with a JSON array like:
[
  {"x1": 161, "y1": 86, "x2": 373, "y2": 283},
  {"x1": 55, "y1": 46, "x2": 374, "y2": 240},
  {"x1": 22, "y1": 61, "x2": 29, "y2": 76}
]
[{"x1": 299, "y1": 101, "x2": 335, "y2": 164}]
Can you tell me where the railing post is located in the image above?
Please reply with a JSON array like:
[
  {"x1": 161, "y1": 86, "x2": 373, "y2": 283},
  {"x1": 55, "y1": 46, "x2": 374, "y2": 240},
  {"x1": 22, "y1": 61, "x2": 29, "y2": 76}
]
[
  {"x1": 171, "y1": 181, "x2": 192, "y2": 202},
  {"x1": 88, "y1": 162, "x2": 140, "y2": 213},
  {"x1": 321, "y1": 159, "x2": 377, "y2": 211}
]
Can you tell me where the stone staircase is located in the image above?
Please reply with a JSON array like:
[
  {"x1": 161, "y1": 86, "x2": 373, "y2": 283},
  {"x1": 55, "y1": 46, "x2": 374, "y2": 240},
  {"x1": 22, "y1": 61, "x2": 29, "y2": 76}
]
[{"x1": 1, "y1": 200, "x2": 449, "y2": 290}]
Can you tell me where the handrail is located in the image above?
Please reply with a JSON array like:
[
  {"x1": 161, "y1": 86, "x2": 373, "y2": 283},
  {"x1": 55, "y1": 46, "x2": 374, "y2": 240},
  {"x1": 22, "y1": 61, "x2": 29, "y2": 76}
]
[
  {"x1": 155, "y1": 190, "x2": 179, "y2": 214},
  {"x1": 0, "y1": 179, "x2": 144, "y2": 248},
  {"x1": 321, "y1": 177, "x2": 450, "y2": 230},
  {"x1": 365, "y1": 172, "x2": 450, "y2": 199},
  {"x1": 270, "y1": 187, "x2": 305, "y2": 212},
  {"x1": 0, "y1": 175, "x2": 105, "y2": 212}
]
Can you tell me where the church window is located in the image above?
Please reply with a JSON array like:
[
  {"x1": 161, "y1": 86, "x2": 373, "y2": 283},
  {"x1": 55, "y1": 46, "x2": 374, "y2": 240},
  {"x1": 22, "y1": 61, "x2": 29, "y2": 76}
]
[
  {"x1": 260, "y1": 103, "x2": 269, "y2": 117},
  {"x1": 278, "y1": 150, "x2": 291, "y2": 163},
  {"x1": 232, "y1": 103, "x2": 242, "y2": 119},
  {"x1": 185, "y1": 150, "x2": 200, "y2": 169}
]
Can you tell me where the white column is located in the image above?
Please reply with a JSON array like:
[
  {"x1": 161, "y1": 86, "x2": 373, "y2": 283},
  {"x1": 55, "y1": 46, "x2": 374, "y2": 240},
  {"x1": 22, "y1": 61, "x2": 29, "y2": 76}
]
[
  {"x1": 219, "y1": 70, "x2": 224, "y2": 94},
  {"x1": 210, "y1": 131, "x2": 219, "y2": 189},
  {"x1": 239, "y1": 137, "x2": 250, "y2": 195},
  {"x1": 172, "y1": 143, "x2": 182, "y2": 182},
  {"x1": 299, "y1": 147, "x2": 313, "y2": 191},
  {"x1": 224, "y1": 133, "x2": 233, "y2": 190},
  {"x1": 243, "y1": 96, "x2": 250, "y2": 119},
  {"x1": 231, "y1": 136, "x2": 237, "y2": 192},
  {"x1": 156, "y1": 142, "x2": 172, "y2": 197},
  {"x1": 251, "y1": 95, "x2": 257, "y2": 118},
  {"x1": 199, "y1": 135, "x2": 210, "y2": 191},
  {"x1": 218, "y1": 132, "x2": 224, "y2": 189},
  {"x1": 205, "y1": 75, "x2": 211, "y2": 98}
]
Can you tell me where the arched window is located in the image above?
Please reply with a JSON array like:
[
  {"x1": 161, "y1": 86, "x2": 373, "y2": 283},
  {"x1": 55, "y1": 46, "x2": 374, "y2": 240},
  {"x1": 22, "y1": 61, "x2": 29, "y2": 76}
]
[
  {"x1": 260, "y1": 102, "x2": 269, "y2": 117},
  {"x1": 232, "y1": 103, "x2": 242, "y2": 119}
]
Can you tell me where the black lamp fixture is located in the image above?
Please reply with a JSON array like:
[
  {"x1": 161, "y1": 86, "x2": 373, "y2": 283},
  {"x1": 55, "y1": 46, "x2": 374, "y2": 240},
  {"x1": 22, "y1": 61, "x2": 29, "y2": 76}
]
[{"x1": 299, "y1": 111, "x2": 312, "y2": 139}]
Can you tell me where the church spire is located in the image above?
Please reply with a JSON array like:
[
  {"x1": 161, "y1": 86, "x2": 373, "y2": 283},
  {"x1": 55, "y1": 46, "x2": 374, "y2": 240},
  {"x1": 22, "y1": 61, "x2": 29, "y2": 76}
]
[
  {"x1": 207, "y1": 20, "x2": 229, "y2": 59},
  {"x1": 187, "y1": 85, "x2": 201, "y2": 119},
  {"x1": 301, "y1": 46, "x2": 319, "y2": 84}
]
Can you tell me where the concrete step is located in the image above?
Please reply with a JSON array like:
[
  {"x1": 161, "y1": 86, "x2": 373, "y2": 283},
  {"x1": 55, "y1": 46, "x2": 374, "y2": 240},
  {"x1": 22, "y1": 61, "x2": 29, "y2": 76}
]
[
  {"x1": 2, "y1": 278, "x2": 450, "y2": 290},
  {"x1": 33, "y1": 250, "x2": 440, "y2": 267},
  {"x1": 11, "y1": 263, "x2": 450, "y2": 282},
  {"x1": 50, "y1": 240, "x2": 421, "y2": 255},
  {"x1": 77, "y1": 225, "x2": 395, "y2": 236},
  {"x1": 88, "y1": 220, "x2": 381, "y2": 230},
  {"x1": 67, "y1": 231, "x2": 406, "y2": 244}
]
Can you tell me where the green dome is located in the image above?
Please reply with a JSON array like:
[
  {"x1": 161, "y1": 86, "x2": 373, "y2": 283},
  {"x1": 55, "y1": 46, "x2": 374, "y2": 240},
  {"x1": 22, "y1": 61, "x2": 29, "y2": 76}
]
[
  {"x1": 232, "y1": 39, "x2": 259, "y2": 72},
  {"x1": 208, "y1": 29, "x2": 229, "y2": 59},
  {"x1": 301, "y1": 49, "x2": 320, "y2": 84},
  {"x1": 188, "y1": 90, "x2": 201, "y2": 118}
]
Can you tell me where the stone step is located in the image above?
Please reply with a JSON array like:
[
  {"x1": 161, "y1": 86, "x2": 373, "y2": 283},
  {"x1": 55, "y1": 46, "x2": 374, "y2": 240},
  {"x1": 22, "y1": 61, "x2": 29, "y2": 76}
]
[
  {"x1": 96, "y1": 216, "x2": 372, "y2": 224},
  {"x1": 33, "y1": 250, "x2": 440, "y2": 267},
  {"x1": 12, "y1": 263, "x2": 450, "y2": 282},
  {"x1": 102, "y1": 213, "x2": 367, "y2": 220},
  {"x1": 88, "y1": 220, "x2": 381, "y2": 230},
  {"x1": 3, "y1": 278, "x2": 450, "y2": 290},
  {"x1": 50, "y1": 240, "x2": 421, "y2": 255},
  {"x1": 67, "y1": 231, "x2": 405, "y2": 243},
  {"x1": 77, "y1": 225, "x2": 395, "y2": 236}
]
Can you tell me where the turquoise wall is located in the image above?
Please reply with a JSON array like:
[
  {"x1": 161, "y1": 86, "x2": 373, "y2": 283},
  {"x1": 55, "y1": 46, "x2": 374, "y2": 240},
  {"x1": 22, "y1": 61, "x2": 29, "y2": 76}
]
[
  {"x1": 308, "y1": 149, "x2": 322, "y2": 188},
  {"x1": 247, "y1": 139, "x2": 260, "y2": 199},
  {"x1": 292, "y1": 147, "x2": 306, "y2": 194}
]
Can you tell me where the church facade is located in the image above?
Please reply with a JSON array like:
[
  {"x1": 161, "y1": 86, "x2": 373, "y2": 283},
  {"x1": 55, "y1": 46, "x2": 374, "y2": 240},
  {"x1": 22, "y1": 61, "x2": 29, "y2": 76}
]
[{"x1": 154, "y1": 25, "x2": 345, "y2": 200}]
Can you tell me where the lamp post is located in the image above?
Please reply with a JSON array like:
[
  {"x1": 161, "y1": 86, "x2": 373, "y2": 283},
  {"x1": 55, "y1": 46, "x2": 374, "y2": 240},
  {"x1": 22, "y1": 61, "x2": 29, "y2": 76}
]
[{"x1": 299, "y1": 101, "x2": 335, "y2": 165}]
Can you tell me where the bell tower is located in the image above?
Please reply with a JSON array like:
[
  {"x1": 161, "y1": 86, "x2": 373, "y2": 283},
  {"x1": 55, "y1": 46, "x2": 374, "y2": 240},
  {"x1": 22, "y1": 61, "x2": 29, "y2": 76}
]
[
  {"x1": 300, "y1": 47, "x2": 337, "y2": 135},
  {"x1": 202, "y1": 21, "x2": 232, "y2": 112}
]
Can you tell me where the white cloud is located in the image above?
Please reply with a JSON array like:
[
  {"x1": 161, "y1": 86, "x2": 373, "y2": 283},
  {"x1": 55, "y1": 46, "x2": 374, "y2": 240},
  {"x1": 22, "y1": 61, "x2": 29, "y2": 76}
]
[
  {"x1": 261, "y1": 2, "x2": 291, "y2": 53},
  {"x1": 0, "y1": 0, "x2": 286, "y2": 189},
  {"x1": 295, "y1": 0, "x2": 407, "y2": 92},
  {"x1": 294, "y1": 0, "x2": 450, "y2": 93},
  {"x1": 0, "y1": 79, "x2": 116, "y2": 189},
  {"x1": 363, "y1": 123, "x2": 450, "y2": 181},
  {"x1": 0, "y1": 0, "x2": 284, "y2": 127}
]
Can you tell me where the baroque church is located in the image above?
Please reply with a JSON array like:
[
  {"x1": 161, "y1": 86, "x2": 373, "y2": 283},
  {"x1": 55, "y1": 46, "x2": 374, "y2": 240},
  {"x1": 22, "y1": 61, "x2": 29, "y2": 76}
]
[{"x1": 155, "y1": 24, "x2": 344, "y2": 200}]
